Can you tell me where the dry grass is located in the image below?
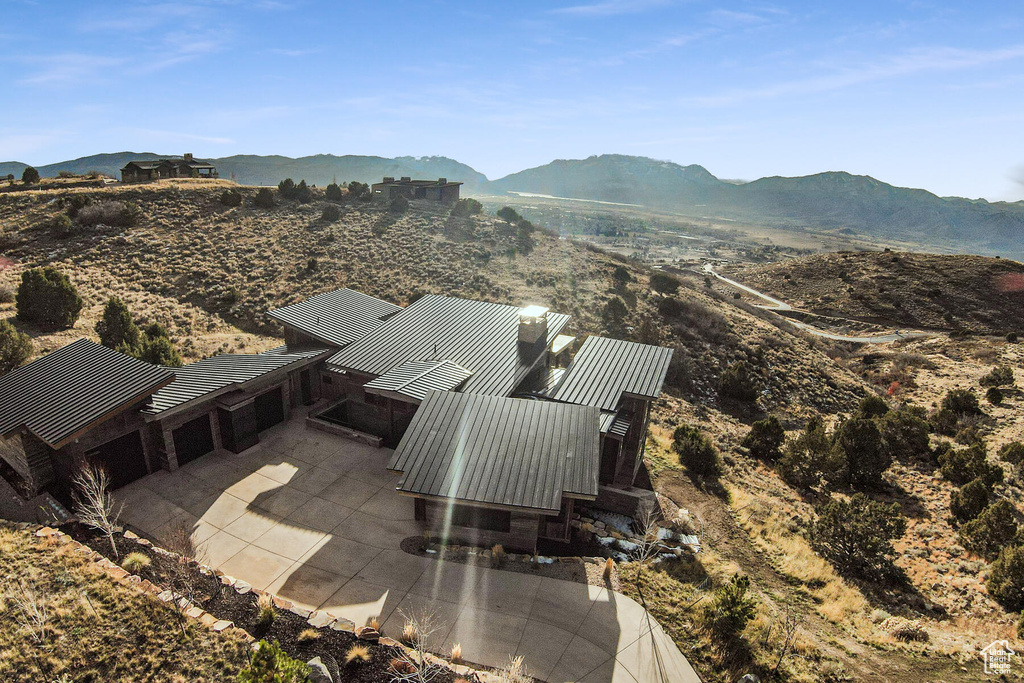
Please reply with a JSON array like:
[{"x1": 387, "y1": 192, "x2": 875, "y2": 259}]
[
  {"x1": 729, "y1": 486, "x2": 869, "y2": 626},
  {"x1": 0, "y1": 525, "x2": 247, "y2": 681},
  {"x1": 255, "y1": 592, "x2": 275, "y2": 628},
  {"x1": 343, "y1": 643, "x2": 372, "y2": 665},
  {"x1": 450, "y1": 642, "x2": 462, "y2": 663},
  {"x1": 401, "y1": 619, "x2": 419, "y2": 645},
  {"x1": 121, "y1": 550, "x2": 151, "y2": 573},
  {"x1": 296, "y1": 627, "x2": 320, "y2": 644}
]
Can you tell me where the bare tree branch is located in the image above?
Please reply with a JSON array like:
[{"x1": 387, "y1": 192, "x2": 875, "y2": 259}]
[
  {"x1": 72, "y1": 464, "x2": 123, "y2": 559},
  {"x1": 389, "y1": 611, "x2": 449, "y2": 683},
  {"x1": 4, "y1": 579, "x2": 48, "y2": 643}
]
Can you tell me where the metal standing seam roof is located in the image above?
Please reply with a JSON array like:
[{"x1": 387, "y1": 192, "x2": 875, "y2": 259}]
[
  {"x1": 363, "y1": 360, "x2": 473, "y2": 402},
  {"x1": 266, "y1": 288, "x2": 403, "y2": 348},
  {"x1": 387, "y1": 391, "x2": 600, "y2": 513},
  {"x1": 326, "y1": 295, "x2": 571, "y2": 397},
  {"x1": 0, "y1": 339, "x2": 174, "y2": 448},
  {"x1": 143, "y1": 345, "x2": 331, "y2": 415},
  {"x1": 548, "y1": 335, "x2": 674, "y2": 411}
]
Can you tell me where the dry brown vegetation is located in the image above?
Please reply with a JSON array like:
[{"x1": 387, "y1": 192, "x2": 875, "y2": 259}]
[
  {"x1": 0, "y1": 179, "x2": 866, "y2": 420},
  {"x1": 3, "y1": 179, "x2": 1022, "y2": 681},
  {"x1": 0, "y1": 524, "x2": 248, "y2": 681},
  {"x1": 732, "y1": 250, "x2": 1024, "y2": 336}
]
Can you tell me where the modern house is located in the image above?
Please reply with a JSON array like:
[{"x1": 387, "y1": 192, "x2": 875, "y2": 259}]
[
  {"x1": 371, "y1": 177, "x2": 462, "y2": 203},
  {"x1": 0, "y1": 288, "x2": 672, "y2": 552},
  {"x1": 0, "y1": 340, "x2": 327, "y2": 498},
  {"x1": 120, "y1": 153, "x2": 219, "y2": 183}
]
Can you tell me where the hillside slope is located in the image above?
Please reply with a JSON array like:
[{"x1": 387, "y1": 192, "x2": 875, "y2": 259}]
[
  {"x1": 487, "y1": 155, "x2": 1024, "y2": 258},
  {"x1": 9, "y1": 152, "x2": 1023, "y2": 257},
  {"x1": 1, "y1": 153, "x2": 487, "y2": 190},
  {"x1": 0, "y1": 180, "x2": 867, "y2": 415},
  {"x1": 730, "y1": 251, "x2": 1024, "y2": 336},
  {"x1": 0, "y1": 179, "x2": 1018, "y2": 681}
]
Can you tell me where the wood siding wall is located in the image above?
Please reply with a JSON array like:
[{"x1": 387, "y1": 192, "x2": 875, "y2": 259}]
[{"x1": 421, "y1": 499, "x2": 542, "y2": 553}]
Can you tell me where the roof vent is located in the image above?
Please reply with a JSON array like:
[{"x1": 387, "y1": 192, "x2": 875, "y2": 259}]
[
  {"x1": 438, "y1": 177, "x2": 447, "y2": 184},
  {"x1": 518, "y1": 305, "x2": 549, "y2": 344}
]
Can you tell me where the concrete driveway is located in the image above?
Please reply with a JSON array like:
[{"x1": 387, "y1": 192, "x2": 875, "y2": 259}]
[{"x1": 115, "y1": 414, "x2": 698, "y2": 683}]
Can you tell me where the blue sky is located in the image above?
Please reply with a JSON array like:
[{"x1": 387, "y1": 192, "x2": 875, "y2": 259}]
[{"x1": 2, "y1": 0, "x2": 1023, "y2": 199}]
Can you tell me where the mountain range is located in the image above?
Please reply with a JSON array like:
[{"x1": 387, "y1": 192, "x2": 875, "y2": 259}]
[{"x1": 2, "y1": 152, "x2": 1021, "y2": 258}]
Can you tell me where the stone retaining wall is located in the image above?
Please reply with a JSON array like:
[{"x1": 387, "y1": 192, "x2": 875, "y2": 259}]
[{"x1": 8, "y1": 522, "x2": 497, "y2": 682}]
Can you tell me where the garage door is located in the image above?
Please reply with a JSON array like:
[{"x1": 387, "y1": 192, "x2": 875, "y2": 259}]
[
  {"x1": 172, "y1": 414, "x2": 215, "y2": 466},
  {"x1": 254, "y1": 387, "x2": 285, "y2": 432},
  {"x1": 85, "y1": 430, "x2": 148, "y2": 490}
]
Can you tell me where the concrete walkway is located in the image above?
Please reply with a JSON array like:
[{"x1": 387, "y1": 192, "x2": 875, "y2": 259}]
[{"x1": 115, "y1": 416, "x2": 699, "y2": 682}]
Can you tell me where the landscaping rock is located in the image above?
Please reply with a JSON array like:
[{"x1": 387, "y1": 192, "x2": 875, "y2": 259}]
[
  {"x1": 234, "y1": 580, "x2": 252, "y2": 594},
  {"x1": 136, "y1": 538, "x2": 151, "y2": 547},
  {"x1": 157, "y1": 590, "x2": 174, "y2": 602},
  {"x1": 379, "y1": 636, "x2": 401, "y2": 648},
  {"x1": 185, "y1": 606, "x2": 205, "y2": 619},
  {"x1": 307, "y1": 657, "x2": 333, "y2": 683},
  {"x1": 199, "y1": 612, "x2": 219, "y2": 628},
  {"x1": 330, "y1": 618, "x2": 355, "y2": 633},
  {"x1": 272, "y1": 595, "x2": 293, "y2": 610},
  {"x1": 307, "y1": 611, "x2": 334, "y2": 628},
  {"x1": 356, "y1": 626, "x2": 380, "y2": 642},
  {"x1": 290, "y1": 605, "x2": 313, "y2": 619},
  {"x1": 211, "y1": 620, "x2": 234, "y2": 632},
  {"x1": 219, "y1": 574, "x2": 236, "y2": 587},
  {"x1": 124, "y1": 530, "x2": 139, "y2": 540}
]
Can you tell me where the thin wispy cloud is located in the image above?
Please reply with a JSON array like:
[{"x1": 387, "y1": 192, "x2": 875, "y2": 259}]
[
  {"x1": 79, "y1": 3, "x2": 207, "y2": 33},
  {"x1": 552, "y1": 0, "x2": 671, "y2": 18},
  {"x1": 270, "y1": 47, "x2": 322, "y2": 57},
  {"x1": 690, "y1": 43, "x2": 1024, "y2": 106},
  {"x1": 18, "y1": 53, "x2": 123, "y2": 85}
]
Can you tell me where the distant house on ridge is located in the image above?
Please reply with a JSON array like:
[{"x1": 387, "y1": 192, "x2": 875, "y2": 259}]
[
  {"x1": 371, "y1": 176, "x2": 462, "y2": 203},
  {"x1": 120, "y1": 153, "x2": 219, "y2": 183}
]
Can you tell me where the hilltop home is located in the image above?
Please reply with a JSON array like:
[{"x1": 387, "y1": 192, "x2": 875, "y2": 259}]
[
  {"x1": 371, "y1": 176, "x2": 462, "y2": 203},
  {"x1": 120, "y1": 153, "x2": 219, "y2": 183},
  {"x1": 0, "y1": 288, "x2": 672, "y2": 553}
]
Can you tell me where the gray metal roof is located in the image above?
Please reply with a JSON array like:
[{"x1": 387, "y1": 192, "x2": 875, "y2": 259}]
[
  {"x1": 363, "y1": 360, "x2": 472, "y2": 403},
  {"x1": 326, "y1": 294, "x2": 571, "y2": 397},
  {"x1": 266, "y1": 288, "x2": 402, "y2": 348},
  {"x1": 0, "y1": 339, "x2": 174, "y2": 447},
  {"x1": 144, "y1": 345, "x2": 331, "y2": 415},
  {"x1": 388, "y1": 391, "x2": 600, "y2": 513},
  {"x1": 548, "y1": 335, "x2": 673, "y2": 411}
]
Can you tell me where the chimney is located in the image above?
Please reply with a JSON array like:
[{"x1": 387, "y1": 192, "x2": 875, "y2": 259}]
[
  {"x1": 400, "y1": 176, "x2": 411, "y2": 183},
  {"x1": 438, "y1": 177, "x2": 447, "y2": 184},
  {"x1": 184, "y1": 153, "x2": 193, "y2": 162},
  {"x1": 383, "y1": 176, "x2": 395, "y2": 183},
  {"x1": 518, "y1": 305, "x2": 549, "y2": 345}
]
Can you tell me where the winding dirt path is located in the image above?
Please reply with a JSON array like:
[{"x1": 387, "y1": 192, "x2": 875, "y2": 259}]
[{"x1": 702, "y1": 263, "x2": 934, "y2": 344}]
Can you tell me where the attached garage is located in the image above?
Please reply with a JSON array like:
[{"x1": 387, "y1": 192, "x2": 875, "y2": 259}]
[
  {"x1": 171, "y1": 414, "x2": 215, "y2": 466},
  {"x1": 254, "y1": 387, "x2": 285, "y2": 432},
  {"x1": 85, "y1": 430, "x2": 149, "y2": 490}
]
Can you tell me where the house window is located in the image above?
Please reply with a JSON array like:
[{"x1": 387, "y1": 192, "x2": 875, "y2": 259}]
[{"x1": 449, "y1": 504, "x2": 511, "y2": 533}]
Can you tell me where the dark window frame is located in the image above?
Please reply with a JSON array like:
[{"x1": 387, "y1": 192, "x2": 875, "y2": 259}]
[{"x1": 449, "y1": 504, "x2": 511, "y2": 533}]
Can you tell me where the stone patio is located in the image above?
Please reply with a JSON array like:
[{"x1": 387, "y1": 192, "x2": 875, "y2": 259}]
[{"x1": 115, "y1": 413, "x2": 698, "y2": 682}]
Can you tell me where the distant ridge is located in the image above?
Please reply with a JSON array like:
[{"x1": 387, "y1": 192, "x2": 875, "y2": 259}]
[
  {"x1": 487, "y1": 154, "x2": 1024, "y2": 259},
  {"x1": 3, "y1": 151, "x2": 1021, "y2": 258},
  {"x1": 0, "y1": 153, "x2": 487, "y2": 190}
]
